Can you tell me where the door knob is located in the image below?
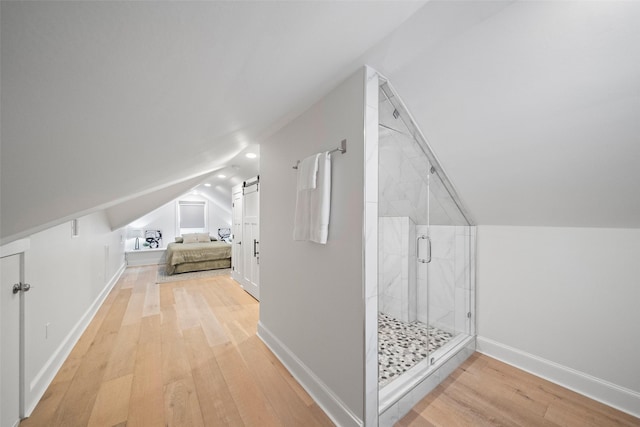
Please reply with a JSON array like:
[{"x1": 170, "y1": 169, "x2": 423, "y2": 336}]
[{"x1": 12, "y1": 282, "x2": 31, "y2": 294}]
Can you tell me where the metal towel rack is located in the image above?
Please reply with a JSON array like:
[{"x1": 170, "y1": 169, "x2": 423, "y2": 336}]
[{"x1": 293, "y1": 139, "x2": 347, "y2": 169}]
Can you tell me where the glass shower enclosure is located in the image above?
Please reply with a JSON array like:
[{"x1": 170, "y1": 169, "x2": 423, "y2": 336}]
[{"x1": 376, "y1": 79, "x2": 476, "y2": 420}]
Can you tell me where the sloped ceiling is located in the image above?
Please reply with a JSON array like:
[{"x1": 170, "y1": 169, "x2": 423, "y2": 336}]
[
  {"x1": 0, "y1": 1, "x2": 424, "y2": 244},
  {"x1": 363, "y1": 0, "x2": 640, "y2": 228},
  {"x1": 2, "y1": 1, "x2": 639, "y2": 246},
  {"x1": 105, "y1": 169, "x2": 220, "y2": 231}
]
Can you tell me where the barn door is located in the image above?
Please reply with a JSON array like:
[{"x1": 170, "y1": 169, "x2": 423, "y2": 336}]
[{"x1": 242, "y1": 179, "x2": 260, "y2": 300}]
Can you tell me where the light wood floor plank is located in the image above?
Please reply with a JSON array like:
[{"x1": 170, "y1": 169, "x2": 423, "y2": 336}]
[
  {"x1": 86, "y1": 374, "x2": 133, "y2": 427},
  {"x1": 164, "y1": 376, "x2": 205, "y2": 427},
  {"x1": 143, "y1": 282, "x2": 161, "y2": 317},
  {"x1": 173, "y1": 287, "x2": 200, "y2": 331},
  {"x1": 191, "y1": 289, "x2": 230, "y2": 347},
  {"x1": 103, "y1": 322, "x2": 141, "y2": 381},
  {"x1": 160, "y1": 304, "x2": 192, "y2": 386},
  {"x1": 127, "y1": 315, "x2": 164, "y2": 427},
  {"x1": 183, "y1": 326, "x2": 245, "y2": 426},
  {"x1": 213, "y1": 341, "x2": 282, "y2": 427}
]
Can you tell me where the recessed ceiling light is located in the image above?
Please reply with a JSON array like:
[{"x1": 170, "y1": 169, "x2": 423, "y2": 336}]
[
  {"x1": 245, "y1": 152, "x2": 257, "y2": 159},
  {"x1": 217, "y1": 174, "x2": 226, "y2": 178},
  {"x1": 204, "y1": 183, "x2": 212, "y2": 187}
]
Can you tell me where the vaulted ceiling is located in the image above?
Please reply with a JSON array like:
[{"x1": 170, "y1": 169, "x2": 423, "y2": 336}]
[
  {"x1": 0, "y1": 1, "x2": 424, "y2": 243},
  {"x1": 2, "y1": 1, "x2": 639, "y2": 244}
]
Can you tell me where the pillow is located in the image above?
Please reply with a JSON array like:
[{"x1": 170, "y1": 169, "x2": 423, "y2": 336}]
[
  {"x1": 175, "y1": 236, "x2": 184, "y2": 243},
  {"x1": 182, "y1": 233, "x2": 199, "y2": 244},
  {"x1": 196, "y1": 233, "x2": 210, "y2": 243}
]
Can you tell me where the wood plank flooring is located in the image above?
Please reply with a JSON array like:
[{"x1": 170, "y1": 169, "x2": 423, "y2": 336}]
[
  {"x1": 397, "y1": 352, "x2": 640, "y2": 427},
  {"x1": 21, "y1": 266, "x2": 333, "y2": 427},
  {"x1": 21, "y1": 266, "x2": 639, "y2": 426}
]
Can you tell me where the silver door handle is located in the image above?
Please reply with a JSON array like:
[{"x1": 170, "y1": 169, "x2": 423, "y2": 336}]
[
  {"x1": 253, "y1": 239, "x2": 259, "y2": 257},
  {"x1": 12, "y1": 282, "x2": 31, "y2": 294},
  {"x1": 417, "y1": 235, "x2": 431, "y2": 263}
]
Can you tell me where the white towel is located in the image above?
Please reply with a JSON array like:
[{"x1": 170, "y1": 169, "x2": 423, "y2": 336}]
[
  {"x1": 293, "y1": 151, "x2": 331, "y2": 244},
  {"x1": 297, "y1": 153, "x2": 320, "y2": 191}
]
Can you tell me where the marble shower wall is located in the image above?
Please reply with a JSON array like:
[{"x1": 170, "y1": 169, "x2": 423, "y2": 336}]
[
  {"x1": 378, "y1": 126, "x2": 430, "y2": 225},
  {"x1": 378, "y1": 216, "x2": 416, "y2": 322}
]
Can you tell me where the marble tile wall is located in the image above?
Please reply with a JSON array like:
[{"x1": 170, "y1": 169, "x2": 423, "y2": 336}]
[
  {"x1": 378, "y1": 216, "x2": 416, "y2": 323},
  {"x1": 378, "y1": 126, "x2": 430, "y2": 225}
]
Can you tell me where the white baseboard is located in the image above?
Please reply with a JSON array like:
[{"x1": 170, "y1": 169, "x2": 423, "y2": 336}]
[
  {"x1": 477, "y1": 336, "x2": 640, "y2": 418},
  {"x1": 257, "y1": 322, "x2": 363, "y2": 427},
  {"x1": 25, "y1": 262, "x2": 126, "y2": 416}
]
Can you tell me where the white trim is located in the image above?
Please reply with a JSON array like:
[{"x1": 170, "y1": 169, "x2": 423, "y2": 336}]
[
  {"x1": 1, "y1": 239, "x2": 30, "y2": 258},
  {"x1": 477, "y1": 336, "x2": 640, "y2": 418},
  {"x1": 257, "y1": 322, "x2": 363, "y2": 427},
  {"x1": 25, "y1": 262, "x2": 126, "y2": 416}
]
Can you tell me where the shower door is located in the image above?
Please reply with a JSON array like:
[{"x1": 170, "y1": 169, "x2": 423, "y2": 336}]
[{"x1": 421, "y1": 166, "x2": 471, "y2": 366}]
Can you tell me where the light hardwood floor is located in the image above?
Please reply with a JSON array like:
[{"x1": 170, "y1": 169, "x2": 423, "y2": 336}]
[
  {"x1": 21, "y1": 266, "x2": 639, "y2": 427},
  {"x1": 397, "y1": 352, "x2": 640, "y2": 427},
  {"x1": 21, "y1": 266, "x2": 333, "y2": 427}
]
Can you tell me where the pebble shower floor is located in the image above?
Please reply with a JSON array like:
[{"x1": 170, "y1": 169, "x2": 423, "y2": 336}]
[{"x1": 378, "y1": 312, "x2": 454, "y2": 387}]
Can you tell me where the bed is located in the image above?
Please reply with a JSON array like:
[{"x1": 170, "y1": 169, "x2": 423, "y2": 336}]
[{"x1": 165, "y1": 233, "x2": 232, "y2": 275}]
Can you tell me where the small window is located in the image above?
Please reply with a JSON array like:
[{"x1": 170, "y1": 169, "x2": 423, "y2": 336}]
[{"x1": 178, "y1": 201, "x2": 207, "y2": 235}]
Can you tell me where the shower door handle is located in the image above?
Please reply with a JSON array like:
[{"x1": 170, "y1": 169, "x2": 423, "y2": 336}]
[{"x1": 417, "y1": 235, "x2": 431, "y2": 263}]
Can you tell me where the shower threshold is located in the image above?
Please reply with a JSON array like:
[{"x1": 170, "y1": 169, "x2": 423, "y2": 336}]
[{"x1": 378, "y1": 312, "x2": 455, "y2": 387}]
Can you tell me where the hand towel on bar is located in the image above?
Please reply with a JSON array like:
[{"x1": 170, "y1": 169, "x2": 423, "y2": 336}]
[
  {"x1": 293, "y1": 151, "x2": 331, "y2": 244},
  {"x1": 297, "y1": 153, "x2": 320, "y2": 191}
]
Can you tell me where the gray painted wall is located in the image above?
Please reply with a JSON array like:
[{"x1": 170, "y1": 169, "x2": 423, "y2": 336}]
[{"x1": 259, "y1": 68, "x2": 366, "y2": 421}]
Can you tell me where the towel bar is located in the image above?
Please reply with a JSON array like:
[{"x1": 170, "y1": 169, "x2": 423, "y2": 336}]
[{"x1": 293, "y1": 139, "x2": 346, "y2": 169}]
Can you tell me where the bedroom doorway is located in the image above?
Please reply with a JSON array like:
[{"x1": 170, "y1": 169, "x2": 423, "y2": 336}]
[{"x1": 231, "y1": 185, "x2": 244, "y2": 284}]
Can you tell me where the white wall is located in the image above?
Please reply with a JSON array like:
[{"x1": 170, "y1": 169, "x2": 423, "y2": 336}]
[
  {"x1": 259, "y1": 68, "x2": 366, "y2": 426},
  {"x1": 477, "y1": 225, "x2": 640, "y2": 417},
  {"x1": 363, "y1": 1, "x2": 640, "y2": 229},
  {"x1": 22, "y1": 210, "x2": 126, "y2": 414},
  {"x1": 125, "y1": 194, "x2": 231, "y2": 250}
]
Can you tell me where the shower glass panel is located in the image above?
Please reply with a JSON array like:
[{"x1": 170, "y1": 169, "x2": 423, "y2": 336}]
[
  {"x1": 423, "y1": 167, "x2": 472, "y2": 365},
  {"x1": 378, "y1": 81, "x2": 472, "y2": 391}
]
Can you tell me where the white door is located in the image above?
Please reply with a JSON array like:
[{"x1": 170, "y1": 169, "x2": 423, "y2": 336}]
[
  {"x1": 1, "y1": 253, "x2": 23, "y2": 427},
  {"x1": 242, "y1": 183, "x2": 260, "y2": 300},
  {"x1": 231, "y1": 185, "x2": 243, "y2": 284}
]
